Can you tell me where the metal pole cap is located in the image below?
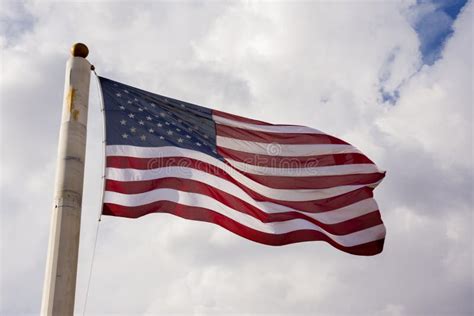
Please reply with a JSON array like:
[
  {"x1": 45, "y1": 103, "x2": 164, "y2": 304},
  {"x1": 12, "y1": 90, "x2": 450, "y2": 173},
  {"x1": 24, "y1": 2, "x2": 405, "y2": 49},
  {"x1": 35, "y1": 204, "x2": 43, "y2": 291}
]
[{"x1": 71, "y1": 43, "x2": 89, "y2": 58}]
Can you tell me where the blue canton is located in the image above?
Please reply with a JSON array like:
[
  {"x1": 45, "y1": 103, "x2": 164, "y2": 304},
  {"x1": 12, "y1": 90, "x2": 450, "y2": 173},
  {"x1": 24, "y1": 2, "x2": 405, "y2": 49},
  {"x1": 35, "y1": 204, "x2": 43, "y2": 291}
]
[{"x1": 99, "y1": 77, "x2": 221, "y2": 160}]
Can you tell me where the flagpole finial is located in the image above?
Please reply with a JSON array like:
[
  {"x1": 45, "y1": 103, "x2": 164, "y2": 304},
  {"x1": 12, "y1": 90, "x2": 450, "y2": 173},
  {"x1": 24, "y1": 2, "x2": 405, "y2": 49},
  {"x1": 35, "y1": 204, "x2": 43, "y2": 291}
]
[{"x1": 71, "y1": 43, "x2": 89, "y2": 58}]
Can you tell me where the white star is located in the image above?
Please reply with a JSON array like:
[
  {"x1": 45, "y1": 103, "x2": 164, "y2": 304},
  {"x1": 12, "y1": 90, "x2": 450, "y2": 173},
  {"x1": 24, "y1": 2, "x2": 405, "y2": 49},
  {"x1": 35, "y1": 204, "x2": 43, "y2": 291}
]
[
  {"x1": 146, "y1": 116, "x2": 152, "y2": 120},
  {"x1": 138, "y1": 108, "x2": 143, "y2": 112},
  {"x1": 140, "y1": 135, "x2": 146, "y2": 141},
  {"x1": 120, "y1": 119, "x2": 126, "y2": 125},
  {"x1": 163, "y1": 98, "x2": 168, "y2": 103},
  {"x1": 130, "y1": 127, "x2": 136, "y2": 133},
  {"x1": 127, "y1": 100, "x2": 133, "y2": 104},
  {"x1": 119, "y1": 106, "x2": 125, "y2": 110},
  {"x1": 177, "y1": 138, "x2": 183, "y2": 143},
  {"x1": 128, "y1": 113, "x2": 135, "y2": 118},
  {"x1": 122, "y1": 133, "x2": 128, "y2": 139},
  {"x1": 124, "y1": 89, "x2": 129, "y2": 94},
  {"x1": 116, "y1": 93, "x2": 122, "y2": 97},
  {"x1": 212, "y1": 149, "x2": 217, "y2": 154},
  {"x1": 196, "y1": 142, "x2": 201, "y2": 147},
  {"x1": 167, "y1": 130, "x2": 173, "y2": 135},
  {"x1": 165, "y1": 122, "x2": 170, "y2": 125},
  {"x1": 180, "y1": 103, "x2": 185, "y2": 108},
  {"x1": 139, "y1": 120, "x2": 144, "y2": 125},
  {"x1": 134, "y1": 98, "x2": 138, "y2": 101},
  {"x1": 148, "y1": 128, "x2": 154, "y2": 133},
  {"x1": 159, "y1": 112, "x2": 166, "y2": 117},
  {"x1": 150, "y1": 103, "x2": 156, "y2": 107},
  {"x1": 203, "y1": 134, "x2": 209, "y2": 139},
  {"x1": 157, "y1": 123, "x2": 163, "y2": 127},
  {"x1": 159, "y1": 136, "x2": 165, "y2": 140},
  {"x1": 185, "y1": 135, "x2": 191, "y2": 139},
  {"x1": 176, "y1": 128, "x2": 181, "y2": 132}
]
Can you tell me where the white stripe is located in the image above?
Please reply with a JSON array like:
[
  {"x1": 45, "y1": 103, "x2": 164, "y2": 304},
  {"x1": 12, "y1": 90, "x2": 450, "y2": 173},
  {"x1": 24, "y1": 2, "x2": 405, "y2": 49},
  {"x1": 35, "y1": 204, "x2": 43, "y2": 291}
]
[
  {"x1": 262, "y1": 198, "x2": 380, "y2": 225},
  {"x1": 225, "y1": 159, "x2": 381, "y2": 177},
  {"x1": 104, "y1": 188, "x2": 386, "y2": 247},
  {"x1": 213, "y1": 115, "x2": 324, "y2": 134},
  {"x1": 216, "y1": 136, "x2": 360, "y2": 157},
  {"x1": 106, "y1": 145, "x2": 372, "y2": 201},
  {"x1": 106, "y1": 166, "x2": 364, "y2": 202},
  {"x1": 106, "y1": 165, "x2": 379, "y2": 224}
]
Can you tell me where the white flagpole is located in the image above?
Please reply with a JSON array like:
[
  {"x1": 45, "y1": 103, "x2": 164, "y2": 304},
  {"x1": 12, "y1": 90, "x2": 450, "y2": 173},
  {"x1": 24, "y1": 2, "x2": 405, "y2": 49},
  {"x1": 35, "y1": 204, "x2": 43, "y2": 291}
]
[{"x1": 41, "y1": 43, "x2": 92, "y2": 316}]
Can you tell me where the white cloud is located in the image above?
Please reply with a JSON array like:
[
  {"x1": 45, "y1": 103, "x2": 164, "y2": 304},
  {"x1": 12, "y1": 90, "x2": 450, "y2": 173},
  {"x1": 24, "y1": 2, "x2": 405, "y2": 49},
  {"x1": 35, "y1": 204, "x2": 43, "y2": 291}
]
[
  {"x1": 378, "y1": 2, "x2": 472, "y2": 170},
  {"x1": 1, "y1": 0, "x2": 472, "y2": 315}
]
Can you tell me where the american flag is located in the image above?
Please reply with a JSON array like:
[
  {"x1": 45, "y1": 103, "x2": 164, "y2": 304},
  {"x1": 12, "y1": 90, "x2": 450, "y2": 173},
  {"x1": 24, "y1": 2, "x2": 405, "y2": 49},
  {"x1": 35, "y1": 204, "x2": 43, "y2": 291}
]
[{"x1": 99, "y1": 76, "x2": 386, "y2": 256}]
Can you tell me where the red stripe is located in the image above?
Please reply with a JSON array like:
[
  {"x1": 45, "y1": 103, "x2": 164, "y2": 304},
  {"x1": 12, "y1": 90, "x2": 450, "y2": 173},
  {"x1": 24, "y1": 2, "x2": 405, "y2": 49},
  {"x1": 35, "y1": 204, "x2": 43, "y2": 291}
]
[
  {"x1": 212, "y1": 110, "x2": 326, "y2": 130},
  {"x1": 106, "y1": 156, "x2": 375, "y2": 212},
  {"x1": 238, "y1": 171, "x2": 386, "y2": 190},
  {"x1": 213, "y1": 109, "x2": 270, "y2": 125},
  {"x1": 105, "y1": 177, "x2": 383, "y2": 235},
  {"x1": 217, "y1": 147, "x2": 374, "y2": 167},
  {"x1": 108, "y1": 152, "x2": 383, "y2": 190},
  {"x1": 216, "y1": 124, "x2": 347, "y2": 145},
  {"x1": 103, "y1": 201, "x2": 384, "y2": 256},
  {"x1": 107, "y1": 154, "x2": 379, "y2": 190}
]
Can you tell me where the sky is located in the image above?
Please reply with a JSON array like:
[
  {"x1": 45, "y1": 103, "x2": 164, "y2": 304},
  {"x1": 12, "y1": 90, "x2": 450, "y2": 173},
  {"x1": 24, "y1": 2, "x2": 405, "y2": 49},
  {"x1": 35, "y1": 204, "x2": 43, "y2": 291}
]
[{"x1": 0, "y1": 0, "x2": 473, "y2": 315}]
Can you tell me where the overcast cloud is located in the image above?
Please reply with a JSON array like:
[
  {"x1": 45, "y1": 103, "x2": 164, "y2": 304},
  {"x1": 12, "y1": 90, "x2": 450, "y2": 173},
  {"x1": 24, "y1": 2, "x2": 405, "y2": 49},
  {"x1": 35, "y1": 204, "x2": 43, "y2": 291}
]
[{"x1": 1, "y1": 0, "x2": 472, "y2": 315}]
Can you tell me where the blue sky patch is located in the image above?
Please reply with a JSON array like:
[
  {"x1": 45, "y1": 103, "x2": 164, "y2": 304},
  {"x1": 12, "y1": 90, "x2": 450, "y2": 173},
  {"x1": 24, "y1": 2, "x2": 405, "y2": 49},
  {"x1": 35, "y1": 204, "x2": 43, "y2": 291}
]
[
  {"x1": 379, "y1": 0, "x2": 469, "y2": 105},
  {"x1": 410, "y1": 0, "x2": 468, "y2": 65}
]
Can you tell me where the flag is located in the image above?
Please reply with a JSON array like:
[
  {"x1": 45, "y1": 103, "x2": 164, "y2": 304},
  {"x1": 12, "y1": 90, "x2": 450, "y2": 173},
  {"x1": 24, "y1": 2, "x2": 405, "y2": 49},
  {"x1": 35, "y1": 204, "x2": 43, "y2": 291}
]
[{"x1": 99, "y1": 76, "x2": 386, "y2": 256}]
